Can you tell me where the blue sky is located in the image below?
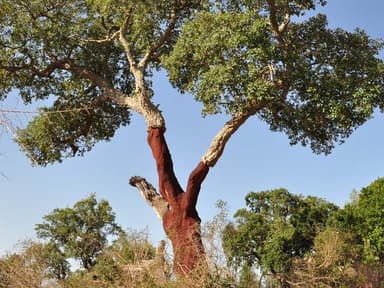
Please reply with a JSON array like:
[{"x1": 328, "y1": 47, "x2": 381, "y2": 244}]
[{"x1": 1, "y1": 0, "x2": 384, "y2": 254}]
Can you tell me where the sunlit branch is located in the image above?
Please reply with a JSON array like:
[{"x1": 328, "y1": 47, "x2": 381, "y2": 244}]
[
  {"x1": 129, "y1": 176, "x2": 169, "y2": 219},
  {"x1": 201, "y1": 112, "x2": 252, "y2": 167},
  {"x1": 139, "y1": 8, "x2": 178, "y2": 69},
  {"x1": 266, "y1": 0, "x2": 289, "y2": 54},
  {"x1": 278, "y1": 13, "x2": 290, "y2": 33},
  {"x1": 201, "y1": 100, "x2": 264, "y2": 167},
  {"x1": 82, "y1": 30, "x2": 120, "y2": 44},
  {"x1": 119, "y1": 6, "x2": 138, "y2": 71},
  {"x1": 63, "y1": 63, "x2": 137, "y2": 109}
]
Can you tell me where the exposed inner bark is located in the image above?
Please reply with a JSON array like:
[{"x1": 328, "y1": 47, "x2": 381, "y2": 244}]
[{"x1": 138, "y1": 127, "x2": 209, "y2": 274}]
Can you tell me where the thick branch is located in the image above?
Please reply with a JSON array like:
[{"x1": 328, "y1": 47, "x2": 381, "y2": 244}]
[
  {"x1": 70, "y1": 63, "x2": 165, "y2": 128},
  {"x1": 184, "y1": 161, "x2": 209, "y2": 209},
  {"x1": 129, "y1": 176, "x2": 169, "y2": 219},
  {"x1": 115, "y1": 7, "x2": 165, "y2": 129},
  {"x1": 64, "y1": 63, "x2": 138, "y2": 108},
  {"x1": 147, "y1": 127, "x2": 184, "y2": 205},
  {"x1": 278, "y1": 13, "x2": 290, "y2": 34},
  {"x1": 201, "y1": 111, "x2": 254, "y2": 167},
  {"x1": 2, "y1": 60, "x2": 142, "y2": 116}
]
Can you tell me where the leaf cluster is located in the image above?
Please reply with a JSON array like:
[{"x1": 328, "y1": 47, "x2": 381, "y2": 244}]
[
  {"x1": 163, "y1": 10, "x2": 277, "y2": 115},
  {"x1": 17, "y1": 96, "x2": 131, "y2": 166}
]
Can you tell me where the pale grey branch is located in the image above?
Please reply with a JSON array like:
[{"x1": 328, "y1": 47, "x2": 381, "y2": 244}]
[{"x1": 129, "y1": 176, "x2": 169, "y2": 219}]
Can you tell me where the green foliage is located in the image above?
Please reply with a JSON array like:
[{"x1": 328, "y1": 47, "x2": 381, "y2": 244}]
[
  {"x1": 93, "y1": 252, "x2": 122, "y2": 283},
  {"x1": 0, "y1": 240, "x2": 52, "y2": 288},
  {"x1": 222, "y1": 189, "x2": 338, "y2": 274},
  {"x1": 50, "y1": 229, "x2": 162, "y2": 287},
  {"x1": 288, "y1": 227, "x2": 364, "y2": 287},
  {"x1": 42, "y1": 242, "x2": 70, "y2": 280},
  {"x1": 358, "y1": 178, "x2": 384, "y2": 262},
  {"x1": 163, "y1": 11, "x2": 276, "y2": 115},
  {"x1": 110, "y1": 231, "x2": 157, "y2": 264},
  {"x1": 0, "y1": 0, "x2": 135, "y2": 164},
  {"x1": 0, "y1": 0, "x2": 133, "y2": 98},
  {"x1": 237, "y1": 263, "x2": 259, "y2": 288},
  {"x1": 17, "y1": 100, "x2": 131, "y2": 166},
  {"x1": 164, "y1": 1, "x2": 384, "y2": 154},
  {"x1": 0, "y1": 0, "x2": 382, "y2": 166},
  {"x1": 35, "y1": 193, "x2": 122, "y2": 271},
  {"x1": 333, "y1": 178, "x2": 384, "y2": 264},
  {"x1": 0, "y1": 0, "x2": 382, "y2": 164}
]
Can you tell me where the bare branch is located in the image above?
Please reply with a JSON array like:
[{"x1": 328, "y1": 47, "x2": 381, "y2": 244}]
[
  {"x1": 69, "y1": 63, "x2": 165, "y2": 129},
  {"x1": 119, "y1": 7, "x2": 138, "y2": 70},
  {"x1": 139, "y1": 8, "x2": 178, "y2": 69},
  {"x1": 278, "y1": 13, "x2": 290, "y2": 33},
  {"x1": 201, "y1": 112, "x2": 252, "y2": 167},
  {"x1": 201, "y1": 99, "x2": 265, "y2": 167},
  {"x1": 129, "y1": 176, "x2": 169, "y2": 219},
  {"x1": 63, "y1": 63, "x2": 138, "y2": 109},
  {"x1": 82, "y1": 30, "x2": 120, "y2": 44},
  {"x1": 0, "y1": 111, "x2": 38, "y2": 165},
  {"x1": 266, "y1": 0, "x2": 289, "y2": 54}
]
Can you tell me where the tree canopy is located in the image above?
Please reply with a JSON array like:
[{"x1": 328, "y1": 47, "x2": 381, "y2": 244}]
[
  {"x1": 35, "y1": 193, "x2": 122, "y2": 270},
  {"x1": 0, "y1": 0, "x2": 382, "y2": 165},
  {"x1": 2, "y1": 0, "x2": 384, "y2": 275},
  {"x1": 222, "y1": 189, "x2": 338, "y2": 274}
]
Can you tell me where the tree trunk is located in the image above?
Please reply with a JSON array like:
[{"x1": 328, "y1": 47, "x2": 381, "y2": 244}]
[
  {"x1": 163, "y1": 198, "x2": 206, "y2": 275},
  {"x1": 132, "y1": 127, "x2": 209, "y2": 275}
]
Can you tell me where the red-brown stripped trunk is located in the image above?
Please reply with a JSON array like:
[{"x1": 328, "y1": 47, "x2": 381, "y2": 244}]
[{"x1": 147, "y1": 127, "x2": 209, "y2": 274}]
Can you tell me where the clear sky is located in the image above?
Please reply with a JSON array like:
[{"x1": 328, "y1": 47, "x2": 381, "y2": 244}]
[{"x1": 1, "y1": 0, "x2": 383, "y2": 254}]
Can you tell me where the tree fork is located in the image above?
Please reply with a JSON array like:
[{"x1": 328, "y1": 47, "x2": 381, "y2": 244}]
[{"x1": 129, "y1": 127, "x2": 209, "y2": 274}]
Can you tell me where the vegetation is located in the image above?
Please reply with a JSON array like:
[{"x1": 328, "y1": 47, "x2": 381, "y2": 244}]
[
  {"x1": 1, "y1": 0, "x2": 383, "y2": 273},
  {"x1": 1, "y1": 179, "x2": 384, "y2": 286},
  {"x1": 221, "y1": 179, "x2": 384, "y2": 287},
  {"x1": 35, "y1": 194, "x2": 122, "y2": 272},
  {"x1": 222, "y1": 189, "x2": 339, "y2": 286}
]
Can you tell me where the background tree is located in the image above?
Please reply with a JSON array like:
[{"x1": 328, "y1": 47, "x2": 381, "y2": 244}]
[
  {"x1": 42, "y1": 242, "x2": 70, "y2": 280},
  {"x1": 0, "y1": 240, "x2": 51, "y2": 288},
  {"x1": 1, "y1": 0, "x2": 383, "y2": 274},
  {"x1": 355, "y1": 177, "x2": 384, "y2": 263},
  {"x1": 287, "y1": 227, "x2": 363, "y2": 287},
  {"x1": 330, "y1": 178, "x2": 384, "y2": 286},
  {"x1": 222, "y1": 189, "x2": 338, "y2": 286},
  {"x1": 35, "y1": 193, "x2": 122, "y2": 271}
]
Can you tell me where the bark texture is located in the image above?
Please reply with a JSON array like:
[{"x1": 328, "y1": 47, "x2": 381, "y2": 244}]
[{"x1": 131, "y1": 127, "x2": 209, "y2": 274}]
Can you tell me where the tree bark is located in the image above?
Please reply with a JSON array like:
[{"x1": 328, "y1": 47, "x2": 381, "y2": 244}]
[{"x1": 133, "y1": 127, "x2": 209, "y2": 275}]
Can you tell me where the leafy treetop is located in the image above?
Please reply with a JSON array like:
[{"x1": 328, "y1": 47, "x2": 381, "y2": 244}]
[
  {"x1": 35, "y1": 193, "x2": 122, "y2": 270},
  {"x1": 222, "y1": 188, "x2": 338, "y2": 274},
  {"x1": 0, "y1": 0, "x2": 383, "y2": 165}
]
